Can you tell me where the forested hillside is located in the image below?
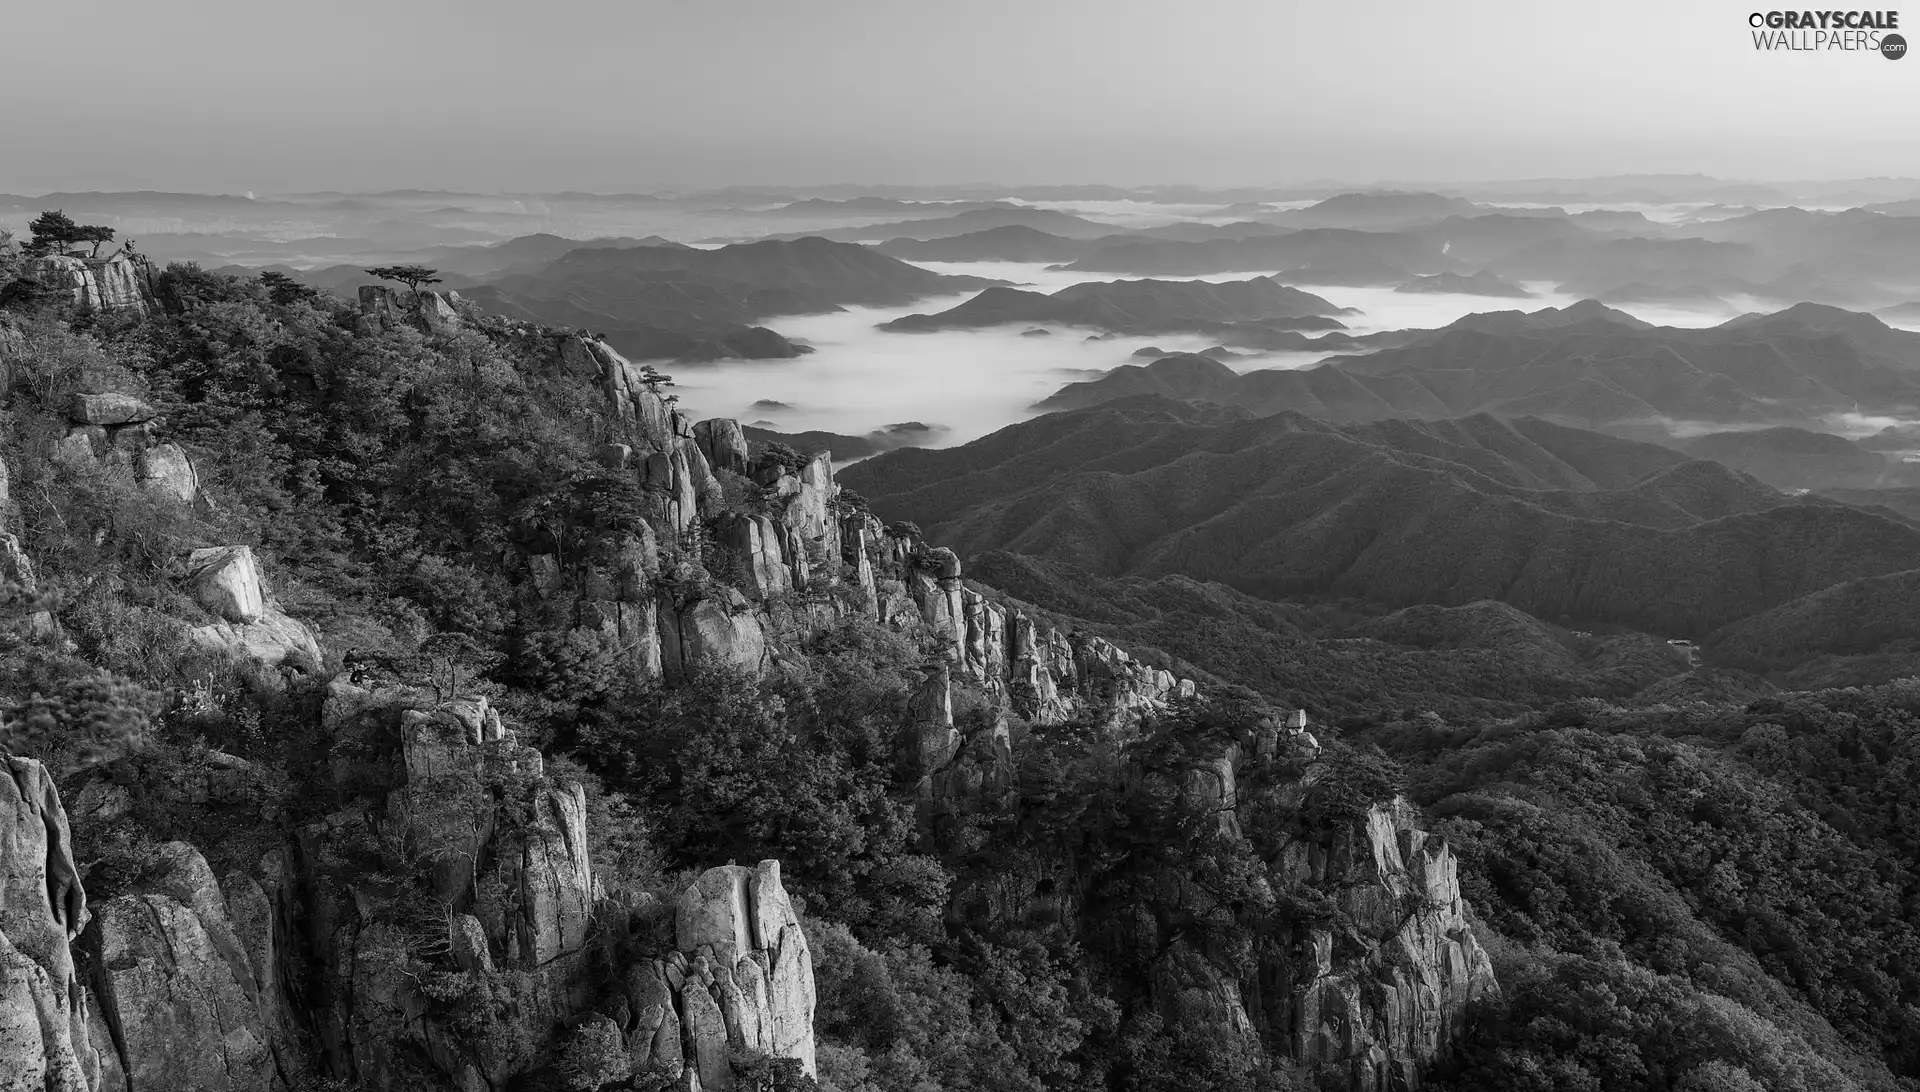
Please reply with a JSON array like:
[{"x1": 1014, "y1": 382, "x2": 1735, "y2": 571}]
[{"x1": 843, "y1": 399, "x2": 1916, "y2": 638}]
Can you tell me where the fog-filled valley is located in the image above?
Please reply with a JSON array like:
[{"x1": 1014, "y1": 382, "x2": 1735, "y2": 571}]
[{"x1": 14, "y1": 6, "x2": 1920, "y2": 1090}]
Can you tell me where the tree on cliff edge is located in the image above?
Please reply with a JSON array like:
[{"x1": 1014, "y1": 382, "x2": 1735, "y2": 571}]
[
  {"x1": 75, "y1": 224, "x2": 116, "y2": 258},
  {"x1": 366, "y1": 264, "x2": 442, "y2": 295},
  {"x1": 25, "y1": 210, "x2": 80, "y2": 256}
]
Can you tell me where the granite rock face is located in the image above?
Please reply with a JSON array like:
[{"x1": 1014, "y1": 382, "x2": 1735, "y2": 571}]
[
  {"x1": 660, "y1": 593, "x2": 769, "y2": 680},
  {"x1": 651, "y1": 860, "x2": 817, "y2": 1089},
  {"x1": 297, "y1": 682, "x2": 822, "y2": 1092},
  {"x1": 186, "y1": 546, "x2": 267, "y2": 624},
  {"x1": 1275, "y1": 799, "x2": 1499, "y2": 1091},
  {"x1": 0, "y1": 756, "x2": 93, "y2": 1092},
  {"x1": 180, "y1": 547, "x2": 324, "y2": 675},
  {"x1": 694, "y1": 418, "x2": 750, "y2": 476},
  {"x1": 302, "y1": 683, "x2": 599, "y2": 1091},
  {"x1": 26, "y1": 253, "x2": 150, "y2": 315},
  {"x1": 83, "y1": 842, "x2": 289, "y2": 1092},
  {"x1": 67, "y1": 392, "x2": 157, "y2": 427},
  {"x1": 136, "y1": 443, "x2": 199, "y2": 503}
]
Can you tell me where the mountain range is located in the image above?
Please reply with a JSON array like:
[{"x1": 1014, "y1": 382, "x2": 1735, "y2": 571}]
[
  {"x1": 462, "y1": 236, "x2": 999, "y2": 360},
  {"x1": 766, "y1": 205, "x2": 1119, "y2": 243},
  {"x1": 1037, "y1": 301, "x2": 1920, "y2": 433},
  {"x1": 880, "y1": 276, "x2": 1353, "y2": 342},
  {"x1": 1049, "y1": 227, "x2": 1454, "y2": 279},
  {"x1": 841, "y1": 397, "x2": 1920, "y2": 640}
]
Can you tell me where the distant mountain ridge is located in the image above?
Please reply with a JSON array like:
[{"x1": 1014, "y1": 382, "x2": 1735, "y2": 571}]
[
  {"x1": 766, "y1": 206, "x2": 1119, "y2": 243},
  {"x1": 881, "y1": 276, "x2": 1352, "y2": 340},
  {"x1": 842, "y1": 398, "x2": 1917, "y2": 637},
  {"x1": 465, "y1": 236, "x2": 1000, "y2": 361},
  {"x1": 1037, "y1": 301, "x2": 1920, "y2": 432}
]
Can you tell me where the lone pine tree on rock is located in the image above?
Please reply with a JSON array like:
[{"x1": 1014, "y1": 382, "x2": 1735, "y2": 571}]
[{"x1": 365, "y1": 263, "x2": 443, "y2": 294}]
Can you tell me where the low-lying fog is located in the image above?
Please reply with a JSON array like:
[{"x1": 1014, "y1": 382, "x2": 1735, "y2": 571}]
[{"x1": 670, "y1": 258, "x2": 1857, "y2": 453}]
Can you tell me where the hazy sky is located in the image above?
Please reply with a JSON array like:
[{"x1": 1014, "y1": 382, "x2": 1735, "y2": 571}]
[{"x1": 6, "y1": 0, "x2": 1919, "y2": 192}]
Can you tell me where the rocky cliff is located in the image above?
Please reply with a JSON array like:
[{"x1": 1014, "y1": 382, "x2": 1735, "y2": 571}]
[
  {"x1": 0, "y1": 306, "x2": 1494, "y2": 1091},
  {"x1": 1147, "y1": 719, "x2": 1499, "y2": 1090},
  {"x1": 25, "y1": 254, "x2": 150, "y2": 316},
  {"x1": 0, "y1": 756, "x2": 94, "y2": 1092},
  {"x1": 1276, "y1": 799, "x2": 1498, "y2": 1091}
]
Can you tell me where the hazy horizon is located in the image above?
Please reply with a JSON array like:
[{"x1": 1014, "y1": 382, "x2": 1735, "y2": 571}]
[{"x1": 8, "y1": 0, "x2": 1920, "y2": 193}]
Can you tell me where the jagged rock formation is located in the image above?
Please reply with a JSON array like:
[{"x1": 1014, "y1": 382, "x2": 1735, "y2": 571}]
[
  {"x1": 1123, "y1": 720, "x2": 1496, "y2": 1092},
  {"x1": 0, "y1": 756, "x2": 94, "y2": 1092},
  {"x1": 503, "y1": 334, "x2": 1197, "y2": 723},
  {"x1": 625, "y1": 861, "x2": 817, "y2": 1090},
  {"x1": 1277, "y1": 800, "x2": 1499, "y2": 1091},
  {"x1": 25, "y1": 253, "x2": 151, "y2": 315},
  {"x1": 302, "y1": 682, "x2": 599, "y2": 1090},
  {"x1": 2, "y1": 309, "x2": 1493, "y2": 1092},
  {"x1": 181, "y1": 547, "x2": 324, "y2": 675},
  {"x1": 300, "y1": 682, "x2": 817, "y2": 1091},
  {"x1": 355, "y1": 286, "x2": 464, "y2": 337}
]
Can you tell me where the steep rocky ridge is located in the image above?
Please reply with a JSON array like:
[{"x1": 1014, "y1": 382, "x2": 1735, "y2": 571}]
[
  {"x1": 0, "y1": 288, "x2": 1498, "y2": 1091},
  {"x1": 0, "y1": 756, "x2": 94, "y2": 1092}
]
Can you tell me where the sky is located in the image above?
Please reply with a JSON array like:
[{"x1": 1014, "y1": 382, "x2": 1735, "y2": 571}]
[{"x1": 5, "y1": 0, "x2": 1920, "y2": 192}]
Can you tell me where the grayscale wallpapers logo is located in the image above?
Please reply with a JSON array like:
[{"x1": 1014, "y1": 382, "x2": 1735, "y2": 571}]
[{"x1": 1748, "y1": 10, "x2": 1906, "y2": 54}]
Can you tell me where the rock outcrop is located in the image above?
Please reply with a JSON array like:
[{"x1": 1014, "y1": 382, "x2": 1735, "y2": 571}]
[
  {"x1": 354, "y1": 286, "x2": 465, "y2": 338},
  {"x1": 186, "y1": 546, "x2": 266, "y2": 624},
  {"x1": 83, "y1": 842, "x2": 292, "y2": 1092},
  {"x1": 1130, "y1": 718, "x2": 1495, "y2": 1092},
  {"x1": 67, "y1": 393, "x2": 156, "y2": 428},
  {"x1": 621, "y1": 861, "x2": 817, "y2": 1090},
  {"x1": 181, "y1": 547, "x2": 324, "y2": 674},
  {"x1": 300, "y1": 682, "x2": 820, "y2": 1092},
  {"x1": 26, "y1": 252, "x2": 150, "y2": 315},
  {"x1": 46, "y1": 386, "x2": 200, "y2": 505},
  {"x1": 135, "y1": 443, "x2": 199, "y2": 503},
  {"x1": 302, "y1": 683, "x2": 597, "y2": 1090},
  {"x1": 0, "y1": 756, "x2": 94, "y2": 1092},
  {"x1": 1275, "y1": 799, "x2": 1499, "y2": 1091},
  {"x1": 694, "y1": 418, "x2": 750, "y2": 476}
]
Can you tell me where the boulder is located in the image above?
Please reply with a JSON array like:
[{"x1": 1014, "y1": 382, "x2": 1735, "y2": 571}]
[
  {"x1": 185, "y1": 546, "x2": 266, "y2": 624},
  {"x1": 660, "y1": 596, "x2": 768, "y2": 679},
  {"x1": 67, "y1": 392, "x2": 156, "y2": 426},
  {"x1": 51, "y1": 430, "x2": 99, "y2": 467},
  {"x1": 187, "y1": 604, "x2": 324, "y2": 673},
  {"x1": 415, "y1": 291, "x2": 463, "y2": 336},
  {"x1": 357, "y1": 285, "x2": 399, "y2": 324},
  {"x1": 137, "y1": 443, "x2": 199, "y2": 503}
]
